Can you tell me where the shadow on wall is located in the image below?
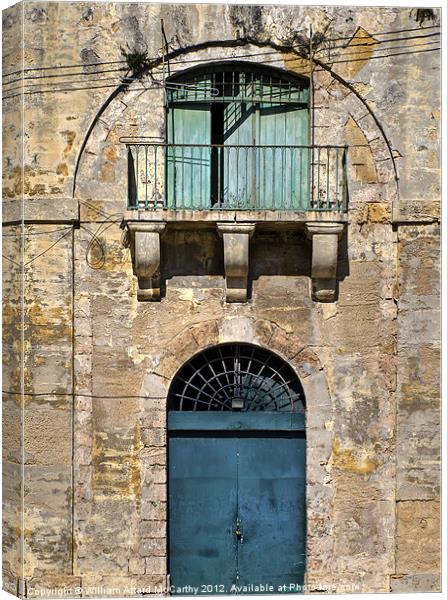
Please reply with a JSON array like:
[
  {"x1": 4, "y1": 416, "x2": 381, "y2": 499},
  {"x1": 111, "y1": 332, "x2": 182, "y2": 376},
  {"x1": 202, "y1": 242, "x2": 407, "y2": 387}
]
[{"x1": 159, "y1": 228, "x2": 349, "y2": 301}]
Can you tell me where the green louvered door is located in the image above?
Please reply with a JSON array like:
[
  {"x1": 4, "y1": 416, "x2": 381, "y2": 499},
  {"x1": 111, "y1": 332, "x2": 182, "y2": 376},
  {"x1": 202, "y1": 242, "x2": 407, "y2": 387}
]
[
  {"x1": 167, "y1": 104, "x2": 211, "y2": 209},
  {"x1": 223, "y1": 103, "x2": 309, "y2": 210},
  {"x1": 166, "y1": 67, "x2": 309, "y2": 210},
  {"x1": 257, "y1": 104, "x2": 309, "y2": 210},
  {"x1": 222, "y1": 101, "x2": 257, "y2": 208}
]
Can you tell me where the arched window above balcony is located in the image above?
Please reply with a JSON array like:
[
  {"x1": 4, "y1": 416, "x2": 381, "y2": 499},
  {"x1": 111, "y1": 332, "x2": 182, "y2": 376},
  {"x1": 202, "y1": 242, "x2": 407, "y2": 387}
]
[{"x1": 165, "y1": 62, "x2": 310, "y2": 210}]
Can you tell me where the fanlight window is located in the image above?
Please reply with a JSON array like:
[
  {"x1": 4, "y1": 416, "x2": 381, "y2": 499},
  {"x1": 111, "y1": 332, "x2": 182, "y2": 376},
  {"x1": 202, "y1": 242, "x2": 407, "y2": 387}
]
[
  {"x1": 166, "y1": 63, "x2": 309, "y2": 105},
  {"x1": 167, "y1": 343, "x2": 305, "y2": 412}
]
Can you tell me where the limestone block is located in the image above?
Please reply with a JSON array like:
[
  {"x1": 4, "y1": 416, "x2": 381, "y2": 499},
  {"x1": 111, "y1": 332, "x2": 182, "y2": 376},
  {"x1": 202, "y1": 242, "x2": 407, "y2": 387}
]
[
  {"x1": 128, "y1": 558, "x2": 146, "y2": 576},
  {"x1": 269, "y1": 327, "x2": 306, "y2": 360},
  {"x1": 80, "y1": 574, "x2": 166, "y2": 595},
  {"x1": 219, "y1": 316, "x2": 256, "y2": 344},
  {"x1": 142, "y1": 484, "x2": 167, "y2": 503},
  {"x1": 337, "y1": 260, "x2": 382, "y2": 306},
  {"x1": 24, "y1": 405, "x2": 72, "y2": 465},
  {"x1": 189, "y1": 319, "x2": 220, "y2": 349},
  {"x1": 145, "y1": 557, "x2": 167, "y2": 575},
  {"x1": 396, "y1": 500, "x2": 440, "y2": 574},
  {"x1": 139, "y1": 521, "x2": 166, "y2": 539},
  {"x1": 140, "y1": 373, "x2": 170, "y2": 399},
  {"x1": 390, "y1": 573, "x2": 440, "y2": 592},
  {"x1": 396, "y1": 419, "x2": 440, "y2": 501},
  {"x1": 26, "y1": 576, "x2": 82, "y2": 598},
  {"x1": 140, "y1": 447, "x2": 166, "y2": 466},
  {"x1": 141, "y1": 500, "x2": 167, "y2": 522},
  {"x1": 305, "y1": 572, "x2": 390, "y2": 593},
  {"x1": 397, "y1": 308, "x2": 440, "y2": 348},
  {"x1": 142, "y1": 465, "x2": 167, "y2": 486},
  {"x1": 140, "y1": 538, "x2": 166, "y2": 558},
  {"x1": 141, "y1": 428, "x2": 166, "y2": 447},
  {"x1": 24, "y1": 466, "x2": 72, "y2": 576}
]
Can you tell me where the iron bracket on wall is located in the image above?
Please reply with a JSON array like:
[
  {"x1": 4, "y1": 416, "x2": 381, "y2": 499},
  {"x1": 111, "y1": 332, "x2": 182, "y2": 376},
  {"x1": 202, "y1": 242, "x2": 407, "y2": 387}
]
[
  {"x1": 125, "y1": 222, "x2": 166, "y2": 301},
  {"x1": 305, "y1": 221, "x2": 345, "y2": 302},
  {"x1": 217, "y1": 223, "x2": 256, "y2": 303}
]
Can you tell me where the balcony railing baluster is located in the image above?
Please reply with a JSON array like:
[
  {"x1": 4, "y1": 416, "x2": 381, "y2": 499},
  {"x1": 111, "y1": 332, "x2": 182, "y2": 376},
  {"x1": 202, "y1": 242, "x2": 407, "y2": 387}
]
[{"x1": 125, "y1": 142, "x2": 348, "y2": 212}]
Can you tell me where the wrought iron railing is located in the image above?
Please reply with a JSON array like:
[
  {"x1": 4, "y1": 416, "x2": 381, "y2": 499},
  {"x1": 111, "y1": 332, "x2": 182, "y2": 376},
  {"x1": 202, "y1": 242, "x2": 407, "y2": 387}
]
[{"x1": 125, "y1": 142, "x2": 348, "y2": 212}]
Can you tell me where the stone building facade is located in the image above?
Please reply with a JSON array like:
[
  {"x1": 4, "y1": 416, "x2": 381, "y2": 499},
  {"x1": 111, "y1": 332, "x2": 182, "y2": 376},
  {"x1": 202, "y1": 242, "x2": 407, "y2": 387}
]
[{"x1": 2, "y1": 2, "x2": 440, "y2": 597}]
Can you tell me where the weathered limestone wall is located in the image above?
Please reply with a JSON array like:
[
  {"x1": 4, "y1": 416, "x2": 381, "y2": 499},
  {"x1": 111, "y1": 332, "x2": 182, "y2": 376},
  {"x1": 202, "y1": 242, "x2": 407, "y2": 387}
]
[
  {"x1": 2, "y1": 2, "x2": 24, "y2": 595},
  {"x1": 2, "y1": 2, "x2": 440, "y2": 597},
  {"x1": 391, "y1": 224, "x2": 440, "y2": 592}
]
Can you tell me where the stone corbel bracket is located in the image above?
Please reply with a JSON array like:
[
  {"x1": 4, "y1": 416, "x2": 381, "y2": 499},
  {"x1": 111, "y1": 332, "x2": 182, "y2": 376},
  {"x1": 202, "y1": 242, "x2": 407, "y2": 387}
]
[
  {"x1": 217, "y1": 223, "x2": 256, "y2": 303},
  {"x1": 305, "y1": 222, "x2": 345, "y2": 302},
  {"x1": 125, "y1": 222, "x2": 166, "y2": 301}
]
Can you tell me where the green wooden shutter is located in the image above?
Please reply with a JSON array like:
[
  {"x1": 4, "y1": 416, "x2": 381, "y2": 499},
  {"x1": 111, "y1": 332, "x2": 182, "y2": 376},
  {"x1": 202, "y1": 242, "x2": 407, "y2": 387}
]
[
  {"x1": 223, "y1": 101, "x2": 257, "y2": 208},
  {"x1": 257, "y1": 104, "x2": 309, "y2": 210},
  {"x1": 167, "y1": 104, "x2": 211, "y2": 209},
  {"x1": 223, "y1": 105, "x2": 309, "y2": 210}
]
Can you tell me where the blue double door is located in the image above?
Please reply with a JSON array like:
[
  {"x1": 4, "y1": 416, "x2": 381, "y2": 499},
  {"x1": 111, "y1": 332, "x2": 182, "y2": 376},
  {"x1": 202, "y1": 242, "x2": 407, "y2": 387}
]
[{"x1": 168, "y1": 413, "x2": 306, "y2": 595}]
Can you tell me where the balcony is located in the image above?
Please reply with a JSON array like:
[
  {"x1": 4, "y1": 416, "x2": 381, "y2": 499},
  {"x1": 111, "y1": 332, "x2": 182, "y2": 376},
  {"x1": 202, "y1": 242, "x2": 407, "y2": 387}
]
[{"x1": 125, "y1": 142, "x2": 348, "y2": 214}]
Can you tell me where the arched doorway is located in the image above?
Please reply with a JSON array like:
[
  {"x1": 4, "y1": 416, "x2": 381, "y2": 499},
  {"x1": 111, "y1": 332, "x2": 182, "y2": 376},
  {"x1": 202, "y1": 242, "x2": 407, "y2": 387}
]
[{"x1": 167, "y1": 343, "x2": 306, "y2": 595}]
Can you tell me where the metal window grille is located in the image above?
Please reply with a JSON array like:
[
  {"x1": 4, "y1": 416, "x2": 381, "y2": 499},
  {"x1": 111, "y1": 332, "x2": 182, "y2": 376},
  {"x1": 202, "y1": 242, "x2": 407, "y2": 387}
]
[{"x1": 167, "y1": 343, "x2": 305, "y2": 412}]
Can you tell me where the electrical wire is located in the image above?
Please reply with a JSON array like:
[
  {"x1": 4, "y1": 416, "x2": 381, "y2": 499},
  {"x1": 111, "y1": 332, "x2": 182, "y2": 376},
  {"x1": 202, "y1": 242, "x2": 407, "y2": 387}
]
[
  {"x1": 2, "y1": 226, "x2": 72, "y2": 237},
  {"x1": 316, "y1": 39, "x2": 440, "y2": 61},
  {"x1": 323, "y1": 23, "x2": 439, "y2": 42},
  {"x1": 314, "y1": 46, "x2": 440, "y2": 66},
  {"x1": 3, "y1": 66, "x2": 128, "y2": 87},
  {"x1": 2, "y1": 59, "x2": 128, "y2": 79},
  {"x1": 4, "y1": 42, "x2": 440, "y2": 100},
  {"x1": 2, "y1": 23, "x2": 439, "y2": 81},
  {"x1": 314, "y1": 30, "x2": 440, "y2": 54},
  {"x1": 3, "y1": 24, "x2": 440, "y2": 88},
  {"x1": 3, "y1": 31, "x2": 440, "y2": 98},
  {"x1": 2, "y1": 389, "x2": 167, "y2": 400},
  {"x1": 2, "y1": 228, "x2": 73, "y2": 268},
  {"x1": 3, "y1": 76, "x2": 136, "y2": 96}
]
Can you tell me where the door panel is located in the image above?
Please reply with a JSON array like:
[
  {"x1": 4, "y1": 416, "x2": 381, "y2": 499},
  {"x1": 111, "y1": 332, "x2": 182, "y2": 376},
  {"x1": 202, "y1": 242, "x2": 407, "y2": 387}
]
[
  {"x1": 169, "y1": 435, "x2": 238, "y2": 593},
  {"x1": 169, "y1": 416, "x2": 306, "y2": 595},
  {"x1": 257, "y1": 105, "x2": 309, "y2": 210},
  {"x1": 167, "y1": 104, "x2": 211, "y2": 209},
  {"x1": 222, "y1": 102, "x2": 256, "y2": 208},
  {"x1": 237, "y1": 435, "x2": 306, "y2": 591}
]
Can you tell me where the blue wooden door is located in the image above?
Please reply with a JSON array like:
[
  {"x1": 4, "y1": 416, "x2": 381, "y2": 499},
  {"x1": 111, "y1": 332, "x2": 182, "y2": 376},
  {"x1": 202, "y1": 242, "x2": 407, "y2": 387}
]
[
  {"x1": 237, "y1": 435, "x2": 306, "y2": 591},
  {"x1": 168, "y1": 413, "x2": 306, "y2": 595}
]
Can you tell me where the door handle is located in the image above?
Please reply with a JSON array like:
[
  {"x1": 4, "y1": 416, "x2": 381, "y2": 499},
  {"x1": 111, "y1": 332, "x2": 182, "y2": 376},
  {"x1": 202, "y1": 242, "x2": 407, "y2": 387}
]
[{"x1": 235, "y1": 521, "x2": 243, "y2": 543}]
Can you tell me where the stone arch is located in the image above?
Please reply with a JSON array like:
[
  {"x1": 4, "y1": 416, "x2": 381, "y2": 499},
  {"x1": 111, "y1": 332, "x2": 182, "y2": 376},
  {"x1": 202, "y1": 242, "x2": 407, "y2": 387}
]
[
  {"x1": 143, "y1": 317, "x2": 332, "y2": 409},
  {"x1": 139, "y1": 316, "x2": 334, "y2": 580},
  {"x1": 73, "y1": 37, "x2": 398, "y2": 216}
]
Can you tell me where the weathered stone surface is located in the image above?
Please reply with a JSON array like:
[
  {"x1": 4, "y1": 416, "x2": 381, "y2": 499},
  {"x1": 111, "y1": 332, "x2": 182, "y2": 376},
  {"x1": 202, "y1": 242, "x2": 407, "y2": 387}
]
[
  {"x1": 396, "y1": 500, "x2": 440, "y2": 574},
  {"x1": 390, "y1": 573, "x2": 440, "y2": 593},
  {"x1": 26, "y1": 576, "x2": 82, "y2": 598},
  {"x1": 2, "y1": 2, "x2": 440, "y2": 595}
]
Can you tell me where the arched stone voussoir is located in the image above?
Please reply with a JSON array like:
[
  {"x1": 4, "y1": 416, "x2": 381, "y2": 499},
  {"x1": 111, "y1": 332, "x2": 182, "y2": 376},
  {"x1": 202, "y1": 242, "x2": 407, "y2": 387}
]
[
  {"x1": 268, "y1": 326, "x2": 307, "y2": 361},
  {"x1": 291, "y1": 347, "x2": 323, "y2": 380},
  {"x1": 166, "y1": 327, "x2": 200, "y2": 369},
  {"x1": 156, "y1": 319, "x2": 220, "y2": 381},
  {"x1": 189, "y1": 319, "x2": 220, "y2": 350}
]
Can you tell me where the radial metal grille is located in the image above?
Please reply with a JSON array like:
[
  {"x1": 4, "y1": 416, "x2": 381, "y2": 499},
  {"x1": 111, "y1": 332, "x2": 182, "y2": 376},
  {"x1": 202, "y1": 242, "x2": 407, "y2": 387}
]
[
  {"x1": 166, "y1": 62, "x2": 309, "y2": 106},
  {"x1": 168, "y1": 344, "x2": 305, "y2": 412}
]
